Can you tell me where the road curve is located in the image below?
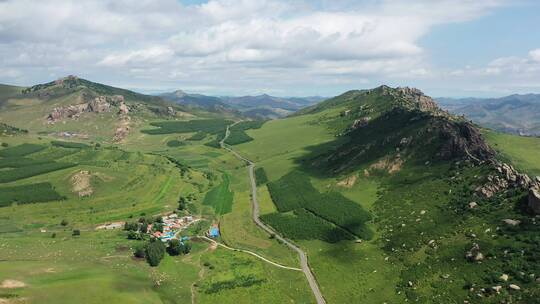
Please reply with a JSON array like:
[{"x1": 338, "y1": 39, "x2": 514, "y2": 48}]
[{"x1": 220, "y1": 124, "x2": 327, "y2": 304}]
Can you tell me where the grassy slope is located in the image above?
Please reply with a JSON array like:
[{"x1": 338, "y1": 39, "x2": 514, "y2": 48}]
[
  {"x1": 484, "y1": 130, "x2": 540, "y2": 176},
  {"x1": 235, "y1": 92, "x2": 540, "y2": 303}
]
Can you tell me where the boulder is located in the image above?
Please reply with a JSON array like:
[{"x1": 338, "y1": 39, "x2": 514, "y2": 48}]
[
  {"x1": 528, "y1": 188, "x2": 540, "y2": 214},
  {"x1": 500, "y1": 274, "x2": 509, "y2": 282},
  {"x1": 118, "y1": 102, "x2": 129, "y2": 114},
  {"x1": 502, "y1": 219, "x2": 521, "y2": 226},
  {"x1": 465, "y1": 243, "x2": 484, "y2": 262},
  {"x1": 509, "y1": 284, "x2": 521, "y2": 291},
  {"x1": 87, "y1": 96, "x2": 111, "y2": 113}
]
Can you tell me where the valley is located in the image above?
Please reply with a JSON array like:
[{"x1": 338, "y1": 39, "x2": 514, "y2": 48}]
[{"x1": 1, "y1": 78, "x2": 540, "y2": 304}]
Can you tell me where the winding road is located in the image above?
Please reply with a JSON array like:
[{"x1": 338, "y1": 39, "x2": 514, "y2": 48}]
[{"x1": 220, "y1": 124, "x2": 326, "y2": 304}]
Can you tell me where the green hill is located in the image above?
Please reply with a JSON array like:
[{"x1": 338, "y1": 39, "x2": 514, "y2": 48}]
[{"x1": 236, "y1": 85, "x2": 540, "y2": 303}]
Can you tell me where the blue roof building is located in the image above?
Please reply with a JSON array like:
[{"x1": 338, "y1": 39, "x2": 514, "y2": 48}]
[{"x1": 209, "y1": 227, "x2": 220, "y2": 238}]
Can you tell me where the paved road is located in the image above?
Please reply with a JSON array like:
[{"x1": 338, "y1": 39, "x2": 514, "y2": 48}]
[{"x1": 220, "y1": 124, "x2": 327, "y2": 304}]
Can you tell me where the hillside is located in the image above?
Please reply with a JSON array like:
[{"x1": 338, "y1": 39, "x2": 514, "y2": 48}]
[
  {"x1": 235, "y1": 85, "x2": 540, "y2": 303},
  {"x1": 0, "y1": 76, "x2": 194, "y2": 142},
  {"x1": 437, "y1": 94, "x2": 540, "y2": 136}
]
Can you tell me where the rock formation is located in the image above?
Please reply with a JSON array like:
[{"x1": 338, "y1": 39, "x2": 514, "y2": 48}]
[
  {"x1": 528, "y1": 188, "x2": 540, "y2": 214},
  {"x1": 47, "y1": 95, "x2": 128, "y2": 123}
]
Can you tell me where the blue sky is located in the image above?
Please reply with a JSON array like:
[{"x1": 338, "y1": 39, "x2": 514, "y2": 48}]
[{"x1": 0, "y1": 0, "x2": 539, "y2": 98}]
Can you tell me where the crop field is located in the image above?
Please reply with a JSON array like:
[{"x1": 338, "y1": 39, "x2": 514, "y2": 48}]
[
  {"x1": 0, "y1": 157, "x2": 52, "y2": 168},
  {"x1": 261, "y1": 209, "x2": 354, "y2": 242},
  {"x1": 0, "y1": 182, "x2": 64, "y2": 206},
  {"x1": 203, "y1": 173, "x2": 233, "y2": 215},
  {"x1": 254, "y1": 167, "x2": 268, "y2": 186},
  {"x1": 141, "y1": 119, "x2": 231, "y2": 135},
  {"x1": 51, "y1": 140, "x2": 91, "y2": 149},
  {"x1": 224, "y1": 120, "x2": 266, "y2": 145},
  {"x1": 266, "y1": 171, "x2": 372, "y2": 240},
  {"x1": 0, "y1": 161, "x2": 76, "y2": 183},
  {"x1": 0, "y1": 143, "x2": 46, "y2": 157}
]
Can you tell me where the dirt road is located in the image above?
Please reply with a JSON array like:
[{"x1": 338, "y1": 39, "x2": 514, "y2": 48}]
[{"x1": 220, "y1": 124, "x2": 326, "y2": 304}]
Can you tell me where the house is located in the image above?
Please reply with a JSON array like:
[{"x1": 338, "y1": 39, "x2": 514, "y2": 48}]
[{"x1": 209, "y1": 227, "x2": 220, "y2": 238}]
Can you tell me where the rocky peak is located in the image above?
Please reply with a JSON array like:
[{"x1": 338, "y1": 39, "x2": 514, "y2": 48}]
[{"x1": 396, "y1": 87, "x2": 439, "y2": 112}]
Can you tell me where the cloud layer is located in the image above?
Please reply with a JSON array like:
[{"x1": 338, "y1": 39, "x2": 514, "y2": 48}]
[{"x1": 0, "y1": 0, "x2": 536, "y2": 96}]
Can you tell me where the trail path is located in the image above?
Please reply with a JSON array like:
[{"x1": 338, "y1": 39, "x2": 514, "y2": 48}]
[
  {"x1": 219, "y1": 123, "x2": 326, "y2": 304},
  {"x1": 196, "y1": 236, "x2": 301, "y2": 271}
]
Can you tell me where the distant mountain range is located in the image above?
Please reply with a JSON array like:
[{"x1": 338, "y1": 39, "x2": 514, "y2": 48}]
[
  {"x1": 437, "y1": 94, "x2": 540, "y2": 136},
  {"x1": 159, "y1": 90, "x2": 325, "y2": 119}
]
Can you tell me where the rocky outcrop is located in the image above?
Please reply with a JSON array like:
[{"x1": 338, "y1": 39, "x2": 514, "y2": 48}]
[
  {"x1": 437, "y1": 120, "x2": 495, "y2": 162},
  {"x1": 87, "y1": 96, "x2": 111, "y2": 113},
  {"x1": 351, "y1": 117, "x2": 370, "y2": 129},
  {"x1": 476, "y1": 162, "x2": 540, "y2": 198},
  {"x1": 396, "y1": 87, "x2": 439, "y2": 112},
  {"x1": 118, "y1": 102, "x2": 129, "y2": 114},
  {"x1": 47, "y1": 95, "x2": 128, "y2": 123},
  {"x1": 167, "y1": 106, "x2": 176, "y2": 116},
  {"x1": 528, "y1": 188, "x2": 540, "y2": 214}
]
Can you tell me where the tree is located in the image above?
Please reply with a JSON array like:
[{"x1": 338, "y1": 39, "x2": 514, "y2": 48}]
[
  {"x1": 145, "y1": 239, "x2": 166, "y2": 267},
  {"x1": 124, "y1": 221, "x2": 139, "y2": 232},
  {"x1": 153, "y1": 223, "x2": 164, "y2": 233},
  {"x1": 72, "y1": 229, "x2": 81, "y2": 236},
  {"x1": 1, "y1": 142, "x2": 8, "y2": 148},
  {"x1": 60, "y1": 219, "x2": 69, "y2": 226},
  {"x1": 178, "y1": 196, "x2": 188, "y2": 210},
  {"x1": 134, "y1": 244, "x2": 146, "y2": 258},
  {"x1": 167, "y1": 239, "x2": 192, "y2": 256}
]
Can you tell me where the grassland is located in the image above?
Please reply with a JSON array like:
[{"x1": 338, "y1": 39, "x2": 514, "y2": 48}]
[{"x1": 485, "y1": 130, "x2": 540, "y2": 176}]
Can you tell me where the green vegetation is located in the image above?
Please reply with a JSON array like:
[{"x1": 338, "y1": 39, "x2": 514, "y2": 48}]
[
  {"x1": 0, "y1": 157, "x2": 52, "y2": 168},
  {"x1": 166, "y1": 139, "x2": 184, "y2": 147},
  {"x1": 254, "y1": 167, "x2": 268, "y2": 186},
  {"x1": 266, "y1": 172, "x2": 372, "y2": 240},
  {"x1": 187, "y1": 131, "x2": 207, "y2": 141},
  {"x1": 203, "y1": 173, "x2": 234, "y2": 215},
  {"x1": 51, "y1": 140, "x2": 91, "y2": 149},
  {"x1": 224, "y1": 120, "x2": 266, "y2": 145},
  {"x1": 0, "y1": 122, "x2": 27, "y2": 136},
  {"x1": 145, "y1": 239, "x2": 166, "y2": 267},
  {"x1": 0, "y1": 143, "x2": 45, "y2": 157},
  {"x1": 261, "y1": 209, "x2": 354, "y2": 242},
  {"x1": 0, "y1": 182, "x2": 64, "y2": 207},
  {"x1": 142, "y1": 119, "x2": 231, "y2": 135},
  {"x1": 0, "y1": 162, "x2": 76, "y2": 183},
  {"x1": 485, "y1": 130, "x2": 540, "y2": 176}
]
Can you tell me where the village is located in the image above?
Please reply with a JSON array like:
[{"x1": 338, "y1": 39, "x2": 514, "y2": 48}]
[{"x1": 96, "y1": 213, "x2": 220, "y2": 242}]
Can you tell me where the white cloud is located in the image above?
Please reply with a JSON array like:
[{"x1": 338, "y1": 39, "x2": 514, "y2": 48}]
[{"x1": 0, "y1": 0, "x2": 521, "y2": 96}]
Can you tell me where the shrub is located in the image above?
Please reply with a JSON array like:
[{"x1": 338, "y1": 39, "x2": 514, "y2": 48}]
[
  {"x1": 61, "y1": 219, "x2": 69, "y2": 226},
  {"x1": 134, "y1": 244, "x2": 146, "y2": 258},
  {"x1": 72, "y1": 229, "x2": 81, "y2": 236},
  {"x1": 1, "y1": 143, "x2": 8, "y2": 147},
  {"x1": 166, "y1": 140, "x2": 184, "y2": 147},
  {"x1": 145, "y1": 239, "x2": 166, "y2": 267}
]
